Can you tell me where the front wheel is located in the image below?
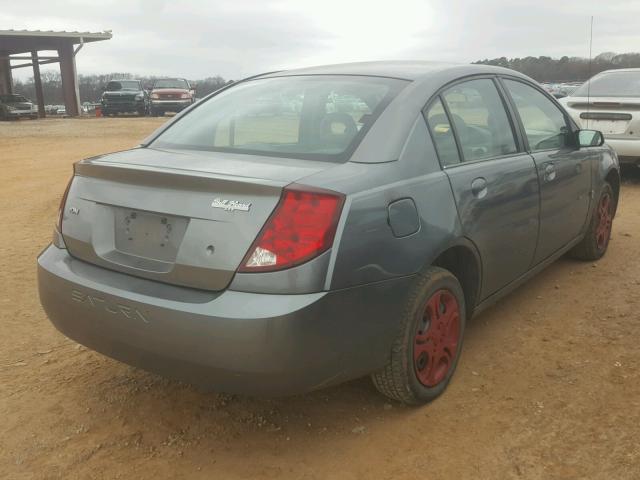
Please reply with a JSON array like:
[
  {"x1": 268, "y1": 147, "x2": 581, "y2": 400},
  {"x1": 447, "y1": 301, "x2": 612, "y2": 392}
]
[
  {"x1": 570, "y1": 183, "x2": 614, "y2": 261},
  {"x1": 372, "y1": 267, "x2": 466, "y2": 405}
]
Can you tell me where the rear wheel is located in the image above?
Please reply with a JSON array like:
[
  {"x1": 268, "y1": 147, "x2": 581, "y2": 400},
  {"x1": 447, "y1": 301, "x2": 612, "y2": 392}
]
[
  {"x1": 372, "y1": 267, "x2": 466, "y2": 405},
  {"x1": 570, "y1": 183, "x2": 614, "y2": 260}
]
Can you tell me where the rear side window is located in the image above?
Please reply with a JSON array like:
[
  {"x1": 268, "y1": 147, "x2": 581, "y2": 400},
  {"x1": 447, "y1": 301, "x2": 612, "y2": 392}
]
[
  {"x1": 442, "y1": 79, "x2": 518, "y2": 162},
  {"x1": 425, "y1": 98, "x2": 460, "y2": 166},
  {"x1": 153, "y1": 75, "x2": 407, "y2": 162},
  {"x1": 503, "y1": 79, "x2": 570, "y2": 152}
]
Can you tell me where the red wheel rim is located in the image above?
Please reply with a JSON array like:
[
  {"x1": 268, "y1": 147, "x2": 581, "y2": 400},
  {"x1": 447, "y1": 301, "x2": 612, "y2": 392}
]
[
  {"x1": 413, "y1": 289, "x2": 461, "y2": 387},
  {"x1": 595, "y1": 192, "x2": 613, "y2": 250}
]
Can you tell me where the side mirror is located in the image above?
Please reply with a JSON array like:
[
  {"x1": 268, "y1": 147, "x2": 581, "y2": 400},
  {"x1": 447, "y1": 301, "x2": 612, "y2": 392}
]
[{"x1": 578, "y1": 129, "x2": 605, "y2": 148}]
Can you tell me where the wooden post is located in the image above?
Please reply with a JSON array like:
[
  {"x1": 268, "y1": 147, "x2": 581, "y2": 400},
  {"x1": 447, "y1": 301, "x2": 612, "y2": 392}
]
[
  {"x1": 58, "y1": 42, "x2": 80, "y2": 116},
  {"x1": 31, "y1": 51, "x2": 46, "y2": 118},
  {"x1": 0, "y1": 53, "x2": 12, "y2": 95}
]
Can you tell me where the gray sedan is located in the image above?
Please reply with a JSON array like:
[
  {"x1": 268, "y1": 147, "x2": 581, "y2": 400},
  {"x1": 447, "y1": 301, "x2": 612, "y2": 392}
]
[{"x1": 38, "y1": 62, "x2": 620, "y2": 404}]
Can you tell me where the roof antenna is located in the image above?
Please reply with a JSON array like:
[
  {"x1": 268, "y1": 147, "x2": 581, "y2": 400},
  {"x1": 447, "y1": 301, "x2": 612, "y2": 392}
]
[{"x1": 586, "y1": 15, "x2": 594, "y2": 128}]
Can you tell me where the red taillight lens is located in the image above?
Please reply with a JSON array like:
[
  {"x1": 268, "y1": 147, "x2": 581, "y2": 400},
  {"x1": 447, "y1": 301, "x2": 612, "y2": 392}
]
[
  {"x1": 57, "y1": 175, "x2": 74, "y2": 233},
  {"x1": 239, "y1": 185, "x2": 345, "y2": 272}
]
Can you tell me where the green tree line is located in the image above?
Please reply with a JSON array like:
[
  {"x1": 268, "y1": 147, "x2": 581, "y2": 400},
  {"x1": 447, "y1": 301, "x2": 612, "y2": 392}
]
[
  {"x1": 474, "y1": 52, "x2": 640, "y2": 82},
  {"x1": 13, "y1": 52, "x2": 640, "y2": 104}
]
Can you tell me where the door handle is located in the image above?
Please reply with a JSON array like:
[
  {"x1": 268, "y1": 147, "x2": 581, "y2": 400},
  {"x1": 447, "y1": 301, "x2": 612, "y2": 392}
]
[
  {"x1": 471, "y1": 177, "x2": 488, "y2": 199},
  {"x1": 544, "y1": 163, "x2": 556, "y2": 181}
]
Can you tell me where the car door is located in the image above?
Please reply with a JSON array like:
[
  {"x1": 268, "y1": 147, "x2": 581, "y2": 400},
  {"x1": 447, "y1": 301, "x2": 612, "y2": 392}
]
[
  {"x1": 425, "y1": 77, "x2": 540, "y2": 299},
  {"x1": 501, "y1": 78, "x2": 592, "y2": 264}
]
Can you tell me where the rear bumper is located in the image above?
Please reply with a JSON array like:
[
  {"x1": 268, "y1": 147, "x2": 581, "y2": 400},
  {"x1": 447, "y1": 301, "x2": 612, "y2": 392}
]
[
  {"x1": 37, "y1": 245, "x2": 411, "y2": 395},
  {"x1": 604, "y1": 138, "x2": 640, "y2": 160}
]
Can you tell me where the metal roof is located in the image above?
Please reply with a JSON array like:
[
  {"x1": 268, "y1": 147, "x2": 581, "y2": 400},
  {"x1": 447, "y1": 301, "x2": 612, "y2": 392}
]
[
  {"x1": 0, "y1": 29, "x2": 112, "y2": 41},
  {"x1": 0, "y1": 29, "x2": 112, "y2": 54}
]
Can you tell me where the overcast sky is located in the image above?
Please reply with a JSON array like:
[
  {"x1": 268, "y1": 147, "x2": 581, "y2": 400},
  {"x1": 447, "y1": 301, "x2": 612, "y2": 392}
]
[{"x1": 3, "y1": 0, "x2": 640, "y2": 81}]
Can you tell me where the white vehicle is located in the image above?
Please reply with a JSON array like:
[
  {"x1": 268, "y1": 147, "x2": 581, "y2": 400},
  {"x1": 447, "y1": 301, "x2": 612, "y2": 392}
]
[{"x1": 560, "y1": 68, "x2": 640, "y2": 166}]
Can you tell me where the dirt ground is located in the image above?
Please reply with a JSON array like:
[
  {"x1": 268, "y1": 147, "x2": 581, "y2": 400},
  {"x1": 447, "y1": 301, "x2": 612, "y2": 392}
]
[{"x1": 1, "y1": 117, "x2": 639, "y2": 480}]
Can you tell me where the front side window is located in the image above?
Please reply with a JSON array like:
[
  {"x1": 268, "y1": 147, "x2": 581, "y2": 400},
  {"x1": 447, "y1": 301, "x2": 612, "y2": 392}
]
[
  {"x1": 504, "y1": 79, "x2": 570, "y2": 152},
  {"x1": 152, "y1": 75, "x2": 406, "y2": 162},
  {"x1": 441, "y1": 79, "x2": 518, "y2": 162}
]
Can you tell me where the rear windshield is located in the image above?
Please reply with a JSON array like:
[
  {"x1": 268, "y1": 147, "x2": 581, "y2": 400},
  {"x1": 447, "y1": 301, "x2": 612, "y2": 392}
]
[
  {"x1": 0, "y1": 94, "x2": 27, "y2": 103},
  {"x1": 151, "y1": 75, "x2": 407, "y2": 162},
  {"x1": 106, "y1": 80, "x2": 140, "y2": 91},
  {"x1": 154, "y1": 79, "x2": 189, "y2": 89},
  {"x1": 573, "y1": 71, "x2": 640, "y2": 97}
]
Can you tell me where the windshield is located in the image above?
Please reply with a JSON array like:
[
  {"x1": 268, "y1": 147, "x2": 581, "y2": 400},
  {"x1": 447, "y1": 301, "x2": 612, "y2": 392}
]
[
  {"x1": 105, "y1": 80, "x2": 140, "y2": 91},
  {"x1": 573, "y1": 70, "x2": 640, "y2": 97},
  {"x1": 152, "y1": 75, "x2": 406, "y2": 162},
  {"x1": 0, "y1": 94, "x2": 28, "y2": 103},
  {"x1": 154, "y1": 79, "x2": 189, "y2": 89}
]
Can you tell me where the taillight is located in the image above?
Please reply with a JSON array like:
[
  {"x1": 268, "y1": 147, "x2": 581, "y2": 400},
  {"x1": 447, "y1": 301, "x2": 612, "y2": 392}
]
[
  {"x1": 57, "y1": 174, "x2": 74, "y2": 233},
  {"x1": 238, "y1": 185, "x2": 345, "y2": 272}
]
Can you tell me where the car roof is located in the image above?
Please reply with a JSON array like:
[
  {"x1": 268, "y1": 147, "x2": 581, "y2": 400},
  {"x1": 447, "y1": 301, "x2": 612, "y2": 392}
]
[
  {"x1": 595, "y1": 68, "x2": 640, "y2": 74},
  {"x1": 260, "y1": 61, "x2": 525, "y2": 82}
]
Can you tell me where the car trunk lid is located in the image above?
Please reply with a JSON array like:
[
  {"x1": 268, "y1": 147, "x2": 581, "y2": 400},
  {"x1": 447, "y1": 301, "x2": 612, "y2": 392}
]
[
  {"x1": 61, "y1": 147, "x2": 332, "y2": 291},
  {"x1": 566, "y1": 96, "x2": 640, "y2": 139}
]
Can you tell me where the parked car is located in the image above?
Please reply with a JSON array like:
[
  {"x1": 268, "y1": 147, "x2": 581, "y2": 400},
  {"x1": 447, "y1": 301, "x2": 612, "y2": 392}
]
[
  {"x1": 149, "y1": 78, "x2": 195, "y2": 116},
  {"x1": 38, "y1": 62, "x2": 620, "y2": 405},
  {"x1": 0, "y1": 94, "x2": 37, "y2": 120},
  {"x1": 101, "y1": 79, "x2": 148, "y2": 117},
  {"x1": 560, "y1": 68, "x2": 640, "y2": 166}
]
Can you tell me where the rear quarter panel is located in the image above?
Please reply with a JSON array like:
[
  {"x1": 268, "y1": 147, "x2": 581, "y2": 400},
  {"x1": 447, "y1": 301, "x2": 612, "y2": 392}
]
[
  {"x1": 302, "y1": 115, "x2": 463, "y2": 290},
  {"x1": 594, "y1": 145, "x2": 621, "y2": 212}
]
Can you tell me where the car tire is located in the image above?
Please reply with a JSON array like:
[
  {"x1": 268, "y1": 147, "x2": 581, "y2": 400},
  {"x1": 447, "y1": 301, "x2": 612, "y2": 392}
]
[
  {"x1": 371, "y1": 266, "x2": 466, "y2": 405},
  {"x1": 570, "y1": 182, "x2": 614, "y2": 261}
]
